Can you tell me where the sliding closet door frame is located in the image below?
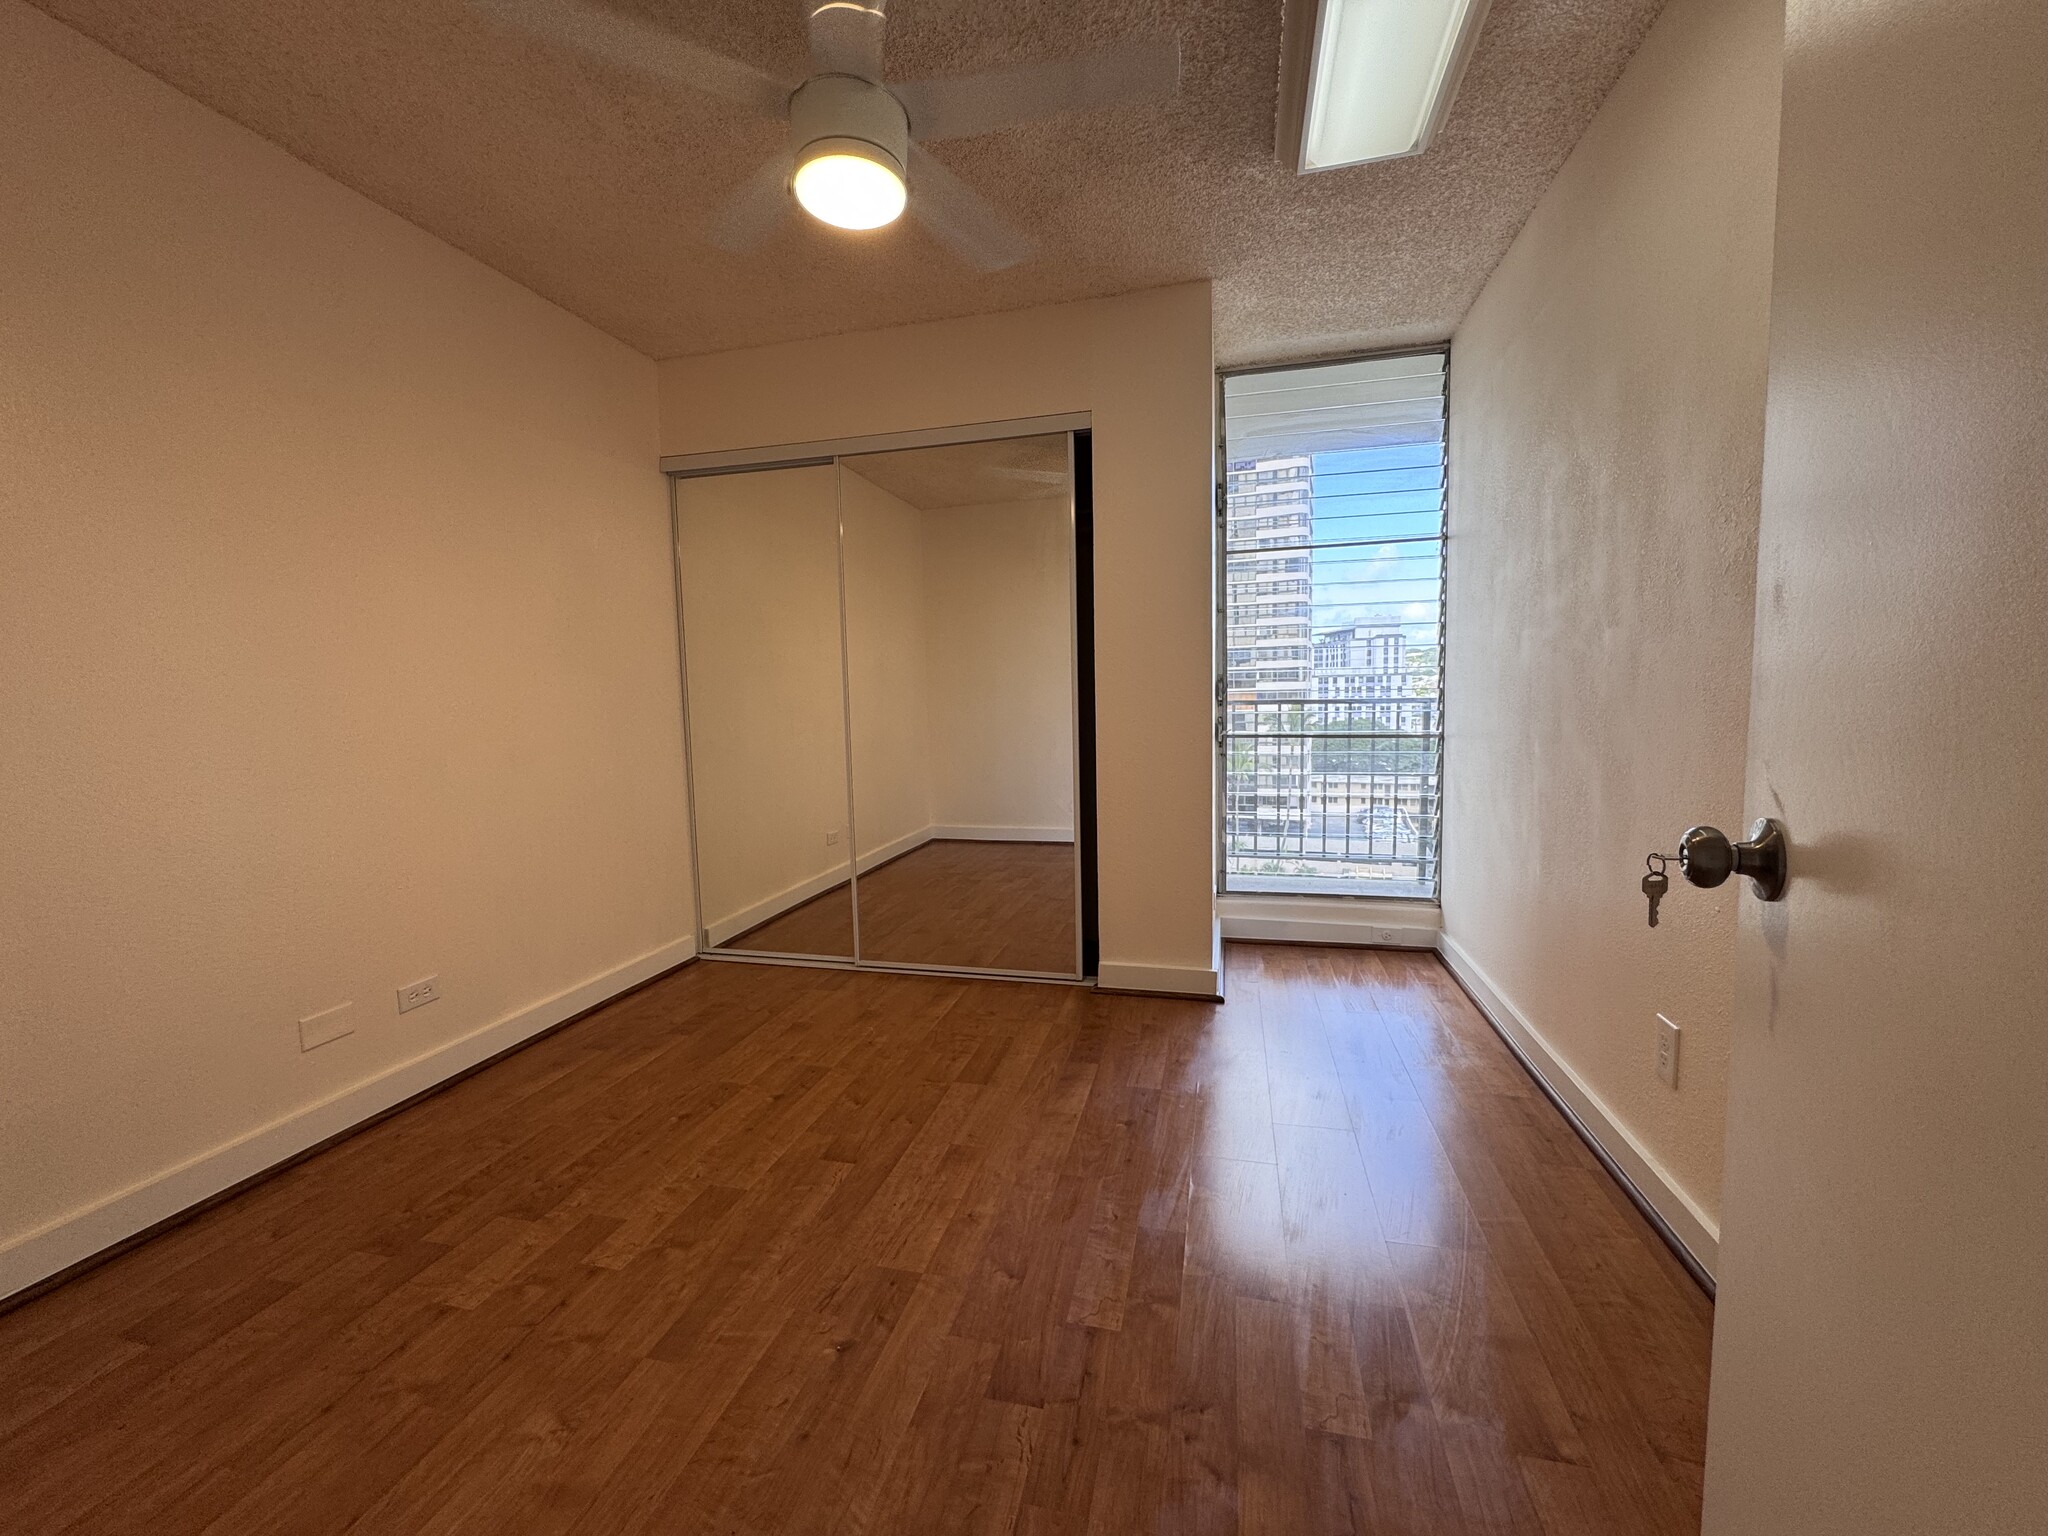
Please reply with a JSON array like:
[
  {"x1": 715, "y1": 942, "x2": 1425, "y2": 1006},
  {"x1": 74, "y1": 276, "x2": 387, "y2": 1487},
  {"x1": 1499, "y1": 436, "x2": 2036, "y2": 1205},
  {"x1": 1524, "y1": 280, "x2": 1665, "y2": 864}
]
[
  {"x1": 658, "y1": 414, "x2": 1093, "y2": 476},
  {"x1": 1067, "y1": 430, "x2": 1086, "y2": 981},
  {"x1": 830, "y1": 462, "x2": 864, "y2": 967},
  {"x1": 1072, "y1": 430, "x2": 1099, "y2": 979},
  {"x1": 666, "y1": 412, "x2": 1094, "y2": 985},
  {"x1": 665, "y1": 472, "x2": 708, "y2": 958}
]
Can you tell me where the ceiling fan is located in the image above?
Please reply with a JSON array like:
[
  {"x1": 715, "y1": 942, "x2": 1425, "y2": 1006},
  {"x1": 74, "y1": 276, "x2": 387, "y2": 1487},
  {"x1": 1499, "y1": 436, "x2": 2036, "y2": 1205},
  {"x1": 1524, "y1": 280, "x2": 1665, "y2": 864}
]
[{"x1": 477, "y1": 0, "x2": 1181, "y2": 270}]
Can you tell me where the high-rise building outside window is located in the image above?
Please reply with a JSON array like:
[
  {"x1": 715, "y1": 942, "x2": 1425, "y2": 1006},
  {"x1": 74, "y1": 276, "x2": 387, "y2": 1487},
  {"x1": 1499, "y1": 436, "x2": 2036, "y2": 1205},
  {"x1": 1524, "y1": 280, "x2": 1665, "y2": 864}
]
[{"x1": 1219, "y1": 349, "x2": 1446, "y2": 898}]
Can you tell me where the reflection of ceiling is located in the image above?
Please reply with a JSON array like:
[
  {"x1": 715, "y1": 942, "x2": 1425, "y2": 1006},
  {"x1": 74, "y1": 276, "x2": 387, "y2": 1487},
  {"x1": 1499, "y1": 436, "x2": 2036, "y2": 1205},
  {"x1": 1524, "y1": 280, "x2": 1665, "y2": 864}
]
[
  {"x1": 845, "y1": 435, "x2": 1069, "y2": 511},
  {"x1": 27, "y1": 0, "x2": 1668, "y2": 365}
]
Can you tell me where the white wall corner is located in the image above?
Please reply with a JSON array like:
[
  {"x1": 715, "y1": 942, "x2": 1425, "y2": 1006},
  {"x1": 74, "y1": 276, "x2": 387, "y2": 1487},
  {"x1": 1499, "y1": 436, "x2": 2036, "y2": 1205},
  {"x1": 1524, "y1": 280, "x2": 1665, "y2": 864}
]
[
  {"x1": 0, "y1": 935, "x2": 698, "y2": 1303},
  {"x1": 1435, "y1": 932, "x2": 1720, "y2": 1280}
]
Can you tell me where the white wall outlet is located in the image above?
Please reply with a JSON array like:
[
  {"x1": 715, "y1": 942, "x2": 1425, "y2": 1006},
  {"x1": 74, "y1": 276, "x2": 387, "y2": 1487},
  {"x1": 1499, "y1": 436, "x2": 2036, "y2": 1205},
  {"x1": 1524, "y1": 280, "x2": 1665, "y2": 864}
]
[
  {"x1": 1375, "y1": 927, "x2": 1398, "y2": 945},
  {"x1": 397, "y1": 975, "x2": 440, "y2": 1015},
  {"x1": 825, "y1": 828, "x2": 842, "y2": 846},
  {"x1": 298, "y1": 1001, "x2": 354, "y2": 1052},
  {"x1": 1655, "y1": 1013, "x2": 1681, "y2": 1087}
]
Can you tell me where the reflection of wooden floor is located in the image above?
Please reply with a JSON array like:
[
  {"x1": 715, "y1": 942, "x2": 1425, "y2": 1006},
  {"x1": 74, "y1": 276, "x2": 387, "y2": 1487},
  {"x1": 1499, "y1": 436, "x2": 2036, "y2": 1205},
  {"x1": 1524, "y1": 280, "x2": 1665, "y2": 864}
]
[
  {"x1": 0, "y1": 948, "x2": 1714, "y2": 1534},
  {"x1": 727, "y1": 838, "x2": 1077, "y2": 974}
]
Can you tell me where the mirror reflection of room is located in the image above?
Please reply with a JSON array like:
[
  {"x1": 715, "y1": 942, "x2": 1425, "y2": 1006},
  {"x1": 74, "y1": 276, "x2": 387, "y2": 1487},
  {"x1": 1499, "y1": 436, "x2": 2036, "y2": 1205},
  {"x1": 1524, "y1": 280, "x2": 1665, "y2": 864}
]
[
  {"x1": 841, "y1": 435, "x2": 1078, "y2": 975},
  {"x1": 674, "y1": 464, "x2": 855, "y2": 961}
]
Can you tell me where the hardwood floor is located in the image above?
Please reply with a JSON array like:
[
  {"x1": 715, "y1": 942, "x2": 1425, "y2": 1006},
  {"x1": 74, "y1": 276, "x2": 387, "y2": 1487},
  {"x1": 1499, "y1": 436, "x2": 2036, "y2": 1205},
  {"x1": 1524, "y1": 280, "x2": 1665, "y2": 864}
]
[
  {"x1": 0, "y1": 946, "x2": 1713, "y2": 1534},
  {"x1": 726, "y1": 878, "x2": 858, "y2": 959},
  {"x1": 730, "y1": 838, "x2": 1078, "y2": 974}
]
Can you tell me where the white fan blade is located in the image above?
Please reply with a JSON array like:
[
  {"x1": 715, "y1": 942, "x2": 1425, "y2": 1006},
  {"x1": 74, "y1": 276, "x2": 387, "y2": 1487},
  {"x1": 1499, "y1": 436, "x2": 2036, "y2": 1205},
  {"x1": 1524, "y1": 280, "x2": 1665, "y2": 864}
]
[
  {"x1": 906, "y1": 144, "x2": 1033, "y2": 271},
  {"x1": 475, "y1": 0, "x2": 792, "y2": 117},
  {"x1": 807, "y1": 0, "x2": 889, "y2": 82},
  {"x1": 708, "y1": 155, "x2": 795, "y2": 252},
  {"x1": 895, "y1": 38, "x2": 1179, "y2": 142}
]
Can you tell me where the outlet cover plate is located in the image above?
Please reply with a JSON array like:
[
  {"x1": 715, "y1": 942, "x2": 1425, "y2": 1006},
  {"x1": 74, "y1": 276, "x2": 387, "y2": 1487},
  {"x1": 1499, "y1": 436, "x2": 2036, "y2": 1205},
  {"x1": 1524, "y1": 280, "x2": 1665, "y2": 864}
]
[
  {"x1": 397, "y1": 975, "x2": 440, "y2": 1014},
  {"x1": 1655, "y1": 1013, "x2": 1681, "y2": 1087}
]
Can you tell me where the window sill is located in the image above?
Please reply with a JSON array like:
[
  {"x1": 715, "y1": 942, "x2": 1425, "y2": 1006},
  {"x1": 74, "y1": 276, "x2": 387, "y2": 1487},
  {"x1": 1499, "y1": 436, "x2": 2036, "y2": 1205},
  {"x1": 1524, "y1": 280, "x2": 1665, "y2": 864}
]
[{"x1": 1217, "y1": 891, "x2": 1441, "y2": 948}]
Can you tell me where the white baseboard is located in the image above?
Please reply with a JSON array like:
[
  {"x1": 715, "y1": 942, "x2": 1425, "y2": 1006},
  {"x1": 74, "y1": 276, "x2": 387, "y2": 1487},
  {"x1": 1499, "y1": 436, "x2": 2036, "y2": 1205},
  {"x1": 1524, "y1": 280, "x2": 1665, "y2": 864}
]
[
  {"x1": 857, "y1": 825, "x2": 933, "y2": 872},
  {"x1": 1435, "y1": 933, "x2": 1719, "y2": 1281},
  {"x1": 1097, "y1": 957, "x2": 1223, "y2": 1000},
  {"x1": 1219, "y1": 893, "x2": 1440, "y2": 948},
  {"x1": 930, "y1": 824, "x2": 1073, "y2": 842},
  {"x1": 0, "y1": 935, "x2": 697, "y2": 1303}
]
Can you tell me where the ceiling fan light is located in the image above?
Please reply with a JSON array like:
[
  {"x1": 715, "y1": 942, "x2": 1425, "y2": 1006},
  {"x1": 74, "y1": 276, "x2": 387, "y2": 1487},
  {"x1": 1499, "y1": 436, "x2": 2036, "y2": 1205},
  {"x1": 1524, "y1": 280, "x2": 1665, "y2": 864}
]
[{"x1": 792, "y1": 138, "x2": 906, "y2": 231}]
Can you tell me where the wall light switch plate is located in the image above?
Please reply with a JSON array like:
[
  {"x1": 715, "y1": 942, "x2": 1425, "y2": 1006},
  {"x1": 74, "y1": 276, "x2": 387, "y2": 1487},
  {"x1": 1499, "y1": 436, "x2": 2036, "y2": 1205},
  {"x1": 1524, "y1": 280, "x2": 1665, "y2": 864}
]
[
  {"x1": 397, "y1": 975, "x2": 440, "y2": 1014},
  {"x1": 1655, "y1": 1013, "x2": 1681, "y2": 1087},
  {"x1": 299, "y1": 1002, "x2": 354, "y2": 1052}
]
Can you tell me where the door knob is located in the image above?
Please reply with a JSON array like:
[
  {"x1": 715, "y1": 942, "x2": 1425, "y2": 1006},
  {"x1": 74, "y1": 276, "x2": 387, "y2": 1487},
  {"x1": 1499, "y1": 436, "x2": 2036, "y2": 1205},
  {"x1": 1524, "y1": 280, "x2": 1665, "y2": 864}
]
[{"x1": 1678, "y1": 818, "x2": 1789, "y2": 902}]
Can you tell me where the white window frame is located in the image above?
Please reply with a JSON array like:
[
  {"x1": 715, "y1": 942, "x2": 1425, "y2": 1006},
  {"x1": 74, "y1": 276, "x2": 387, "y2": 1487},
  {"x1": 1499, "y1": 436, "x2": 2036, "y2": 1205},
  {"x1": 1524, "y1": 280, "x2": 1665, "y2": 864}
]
[{"x1": 1214, "y1": 345, "x2": 1449, "y2": 902}]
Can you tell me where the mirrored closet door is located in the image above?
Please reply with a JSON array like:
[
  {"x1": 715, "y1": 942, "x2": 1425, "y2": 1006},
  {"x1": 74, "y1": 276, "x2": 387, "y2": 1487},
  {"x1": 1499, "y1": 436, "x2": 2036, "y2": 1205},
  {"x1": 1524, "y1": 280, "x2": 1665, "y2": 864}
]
[
  {"x1": 671, "y1": 427, "x2": 1085, "y2": 980},
  {"x1": 675, "y1": 464, "x2": 855, "y2": 962}
]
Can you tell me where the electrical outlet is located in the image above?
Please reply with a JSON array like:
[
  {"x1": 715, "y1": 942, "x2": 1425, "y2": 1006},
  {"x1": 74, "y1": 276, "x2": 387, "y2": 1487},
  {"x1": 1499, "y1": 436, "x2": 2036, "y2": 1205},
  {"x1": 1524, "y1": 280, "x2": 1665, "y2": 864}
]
[
  {"x1": 298, "y1": 1002, "x2": 354, "y2": 1052},
  {"x1": 1655, "y1": 1013, "x2": 1681, "y2": 1087},
  {"x1": 825, "y1": 829, "x2": 842, "y2": 846},
  {"x1": 397, "y1": 975, "x2": 440, "y2": 1015},
  {"x1": 1375, "y1": 927, "x2": 1398, "y2": 946}
]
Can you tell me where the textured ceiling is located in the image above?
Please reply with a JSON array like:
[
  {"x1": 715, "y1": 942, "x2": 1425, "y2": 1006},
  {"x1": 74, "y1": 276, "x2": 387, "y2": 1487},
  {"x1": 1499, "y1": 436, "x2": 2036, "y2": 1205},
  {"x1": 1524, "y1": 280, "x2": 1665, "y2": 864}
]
[
  {"x1": 29, "y1": 0, "x2": 1667, "y2": 364},
  {"x1": 847, "y1": 434, "x2": 1071, "y2": 510}
]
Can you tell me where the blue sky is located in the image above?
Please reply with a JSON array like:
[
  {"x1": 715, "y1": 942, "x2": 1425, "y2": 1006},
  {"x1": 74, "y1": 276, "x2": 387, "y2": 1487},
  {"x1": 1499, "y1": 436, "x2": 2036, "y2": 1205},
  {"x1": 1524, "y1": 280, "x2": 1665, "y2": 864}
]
[{"x1": 1308, "y1": 441, "x2": 1444, "y2": 639}]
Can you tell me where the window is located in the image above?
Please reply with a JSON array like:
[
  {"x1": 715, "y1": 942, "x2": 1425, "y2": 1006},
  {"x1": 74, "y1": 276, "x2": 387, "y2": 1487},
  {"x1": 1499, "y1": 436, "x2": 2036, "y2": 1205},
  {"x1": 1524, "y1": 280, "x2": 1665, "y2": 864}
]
[{"x1": 1219, "y1": 349, "x2": 1445, "y2": 898}]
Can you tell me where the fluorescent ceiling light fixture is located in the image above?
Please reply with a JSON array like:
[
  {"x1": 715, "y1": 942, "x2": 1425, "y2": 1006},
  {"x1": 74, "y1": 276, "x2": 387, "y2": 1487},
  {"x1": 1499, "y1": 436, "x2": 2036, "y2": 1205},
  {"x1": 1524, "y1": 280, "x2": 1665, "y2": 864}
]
[
  {"x1": 792, "y1": 137, "x2": 907, "y2": 231},
  {"x1": 1287, "y1": 0, "x2": 1493, "y2": 172}
]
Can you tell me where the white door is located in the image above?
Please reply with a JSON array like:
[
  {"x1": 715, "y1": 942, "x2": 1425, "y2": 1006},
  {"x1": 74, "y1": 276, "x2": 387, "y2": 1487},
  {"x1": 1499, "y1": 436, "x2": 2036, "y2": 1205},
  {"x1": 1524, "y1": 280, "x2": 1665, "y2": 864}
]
[{"x1": 1700, "y1": 1, "x2": 2048, "y2": 1531}]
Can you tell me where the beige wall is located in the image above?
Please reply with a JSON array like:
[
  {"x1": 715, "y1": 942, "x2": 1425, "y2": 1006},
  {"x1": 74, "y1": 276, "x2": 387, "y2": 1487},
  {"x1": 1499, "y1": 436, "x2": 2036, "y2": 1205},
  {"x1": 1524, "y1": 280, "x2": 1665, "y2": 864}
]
[
  {"x1": 1703, "y1": 0, "x2": 2048, "y2": 1526},
  {"x1": 923, "y1": 497, "x2": 1076, "y2": 837},
  {"x1": 1442, "y1": 0, "x2": 1782, "y2": 1256},
  {"x1": 658, "y1": 285, "x2": 1219, "y2": 993},
  {"x1": 677, "y1": 466, "x2": 855, "y2": 942},
  {"x1": 0, "y1": 2, "x2": 689, "y2": 1294}
]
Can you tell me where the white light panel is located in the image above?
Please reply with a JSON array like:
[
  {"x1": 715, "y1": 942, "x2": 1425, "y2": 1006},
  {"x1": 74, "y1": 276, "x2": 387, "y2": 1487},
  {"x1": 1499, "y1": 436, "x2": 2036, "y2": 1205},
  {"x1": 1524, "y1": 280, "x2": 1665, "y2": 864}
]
[{"x1": 1302, "y1": 0, "x2": 1491, "y2": 171}]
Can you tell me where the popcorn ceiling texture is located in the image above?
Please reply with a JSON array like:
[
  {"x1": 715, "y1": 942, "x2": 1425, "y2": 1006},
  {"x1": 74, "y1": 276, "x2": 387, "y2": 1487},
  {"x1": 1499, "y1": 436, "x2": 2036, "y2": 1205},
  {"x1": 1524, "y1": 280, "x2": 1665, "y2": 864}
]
[{"x1": 28, "y1": 0, "x2": 1667, "y2": 364}]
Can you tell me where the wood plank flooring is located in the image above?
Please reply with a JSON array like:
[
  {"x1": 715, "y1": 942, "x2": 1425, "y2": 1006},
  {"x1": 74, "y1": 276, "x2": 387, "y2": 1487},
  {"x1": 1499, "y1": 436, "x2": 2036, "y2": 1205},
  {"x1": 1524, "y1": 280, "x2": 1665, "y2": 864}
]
[
  {"x1": 730, "y1": 838, "x2": 1078, "y2": 974},
  {"x1": 0, "y1": 945, "x2": 1713, "y2": 1534}
]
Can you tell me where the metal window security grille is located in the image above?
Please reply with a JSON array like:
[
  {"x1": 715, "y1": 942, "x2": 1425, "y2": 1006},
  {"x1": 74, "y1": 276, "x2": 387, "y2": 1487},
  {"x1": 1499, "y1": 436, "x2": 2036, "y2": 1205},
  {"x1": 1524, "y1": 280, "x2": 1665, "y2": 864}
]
[{"x1": 1219, "y1": 350, "x2": 1446, "y2": 898}]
